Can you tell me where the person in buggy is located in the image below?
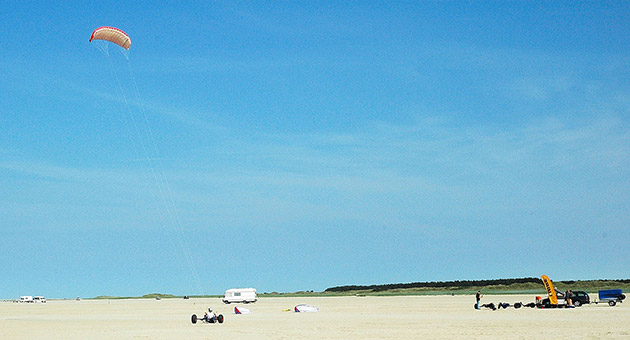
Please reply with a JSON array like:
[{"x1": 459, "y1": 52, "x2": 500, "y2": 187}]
[
  {"x1": 203, "y1": 308, "x2": 217, "y2": 323},
  {"x1": 191, "y1": 307, "x2": 224, "y2": 324}
]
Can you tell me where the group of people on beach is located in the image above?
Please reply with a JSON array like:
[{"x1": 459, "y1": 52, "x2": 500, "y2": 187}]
[
  {"x1": 475, "y1": 289, "x2": 575, "y2": 310},
  {"x1": 475, "y1": 291, "x2": 535, "y2": 310}
]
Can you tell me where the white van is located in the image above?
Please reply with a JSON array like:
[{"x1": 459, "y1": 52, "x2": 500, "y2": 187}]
[
  {"x1": 19, "y1": 296, "x2": 34, "y2": 303},
  {"x1": 222, "y1": 288, "x2": 257, "y2": 304}
]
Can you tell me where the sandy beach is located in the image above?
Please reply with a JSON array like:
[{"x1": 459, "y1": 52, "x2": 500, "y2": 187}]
[{"x1": 1, "y1": 295, "x2": 629, "y2": 339}]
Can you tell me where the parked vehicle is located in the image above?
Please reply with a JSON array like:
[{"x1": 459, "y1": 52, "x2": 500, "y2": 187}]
[
  {"x1": 595, "y1": 289, "x2": 626, "y2": 306},
  {"x1": 33, "y1": 296, "x2": 47, "y2": 303},
  {"x1": 19, "y1": 296, "x2": 34, "y2": 303},
  {"x1": 569, "y1": 291, "x2": 589, "y2": 306},
  {"x1": 222, "y1": 288, "x2": 257, "y2": 304},
  {"x1": 540, "y1": 291, "x2": 590, "y2": 307}
]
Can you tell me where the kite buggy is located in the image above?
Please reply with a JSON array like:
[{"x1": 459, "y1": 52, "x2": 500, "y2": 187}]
[{"x1": 191, "y1": 308, "x2": 224, "y2": 324}]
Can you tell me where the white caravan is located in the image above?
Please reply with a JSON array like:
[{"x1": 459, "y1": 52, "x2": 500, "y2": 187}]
[
  {"x1": 222, "y1": 288, "x2": 257, "y2": 304},
  {"x1": 19, "y1": 296, "x2": 34, "y2": 303}
]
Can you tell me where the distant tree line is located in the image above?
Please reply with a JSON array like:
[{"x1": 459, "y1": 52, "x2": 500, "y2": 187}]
[
  {"x1": 555, "y1": 279, "x2": 630, "y2": 285},
  {"x1": 324, "y1": 278, "x2": 630, "y2": 293}
]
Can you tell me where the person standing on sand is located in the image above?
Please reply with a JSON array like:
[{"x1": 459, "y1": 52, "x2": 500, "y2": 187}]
[
  {"x1": 476, "y1": 291, "x2": 483, "y2": 309},
  {"x1": 565, "y1": 290, "x2": 573, "y2": 307}
]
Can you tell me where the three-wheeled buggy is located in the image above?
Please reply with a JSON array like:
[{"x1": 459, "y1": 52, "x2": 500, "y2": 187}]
[{"x1": 191, "y1": 308, "x2": 224, "y2": 324}]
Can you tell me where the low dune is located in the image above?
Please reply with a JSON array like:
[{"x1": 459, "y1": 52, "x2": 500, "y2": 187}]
[{"x1": 1, "y1": 295, "x2": 629, "y2": 339}]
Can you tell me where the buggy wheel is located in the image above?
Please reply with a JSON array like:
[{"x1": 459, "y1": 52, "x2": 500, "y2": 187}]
[
  {"x1": 609, "y1": 300, "x2": 616, "y2": 307},
  {"x1": 574, "y1": 300, "x2": 581, "y2": 307},
  {"x1": 191, "y1": 314, "x2": 197, "y2": 324},
  {"x1": 217, "y1": 314, "x2": 224, "y2": 323}
]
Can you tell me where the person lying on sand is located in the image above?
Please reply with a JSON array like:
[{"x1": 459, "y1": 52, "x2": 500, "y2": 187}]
[{"x1": 480, "y1": 303, "x2": 496, "y2": 310}]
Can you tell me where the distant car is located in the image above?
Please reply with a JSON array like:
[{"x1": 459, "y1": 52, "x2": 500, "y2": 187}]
[
  {"x1": 541, "y1": 291, "x2": 590, "y2": 307},
  {"x1": 33, "y1": 296, "x2": 47, "y2": 303}
]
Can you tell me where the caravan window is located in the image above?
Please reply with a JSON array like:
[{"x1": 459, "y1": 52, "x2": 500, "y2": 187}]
[{"x1": 234, "y1": 292, "x2": 241, "y2": 297}]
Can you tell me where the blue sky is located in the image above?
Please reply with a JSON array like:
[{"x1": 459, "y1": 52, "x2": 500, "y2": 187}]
[{"x1": 1, "y1": 1, "x2": 629, "y2": 298}]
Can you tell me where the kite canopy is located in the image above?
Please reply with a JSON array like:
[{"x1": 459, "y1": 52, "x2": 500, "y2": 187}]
[
  {"x1": 90, "y1": 26, "x2": 131, "y2": 50},
  {"x1": 234, "y1": 306, "x2": 252, "y2": 314},
  {"x1": 294, "y1": 304, "x2": 319, "y2": 312}
]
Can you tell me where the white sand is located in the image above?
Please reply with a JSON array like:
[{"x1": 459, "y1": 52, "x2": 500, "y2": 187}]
[{"x1": 2, "y1": 295, "x2": 629, "y2": 339}]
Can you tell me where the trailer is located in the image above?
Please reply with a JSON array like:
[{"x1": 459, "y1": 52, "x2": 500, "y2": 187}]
[{"x1": 595, "y1": 289, "x2": 626, "y2": 306}]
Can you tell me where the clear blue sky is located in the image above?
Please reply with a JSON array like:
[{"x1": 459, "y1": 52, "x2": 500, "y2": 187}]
[{"x1": 1, "y1": 1, "x2": 629, "y2": 299}]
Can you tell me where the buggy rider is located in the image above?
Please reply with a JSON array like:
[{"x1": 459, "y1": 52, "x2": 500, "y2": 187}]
[{"x1": 203, "y1": 308, "x2": 217, "y2": 323}]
